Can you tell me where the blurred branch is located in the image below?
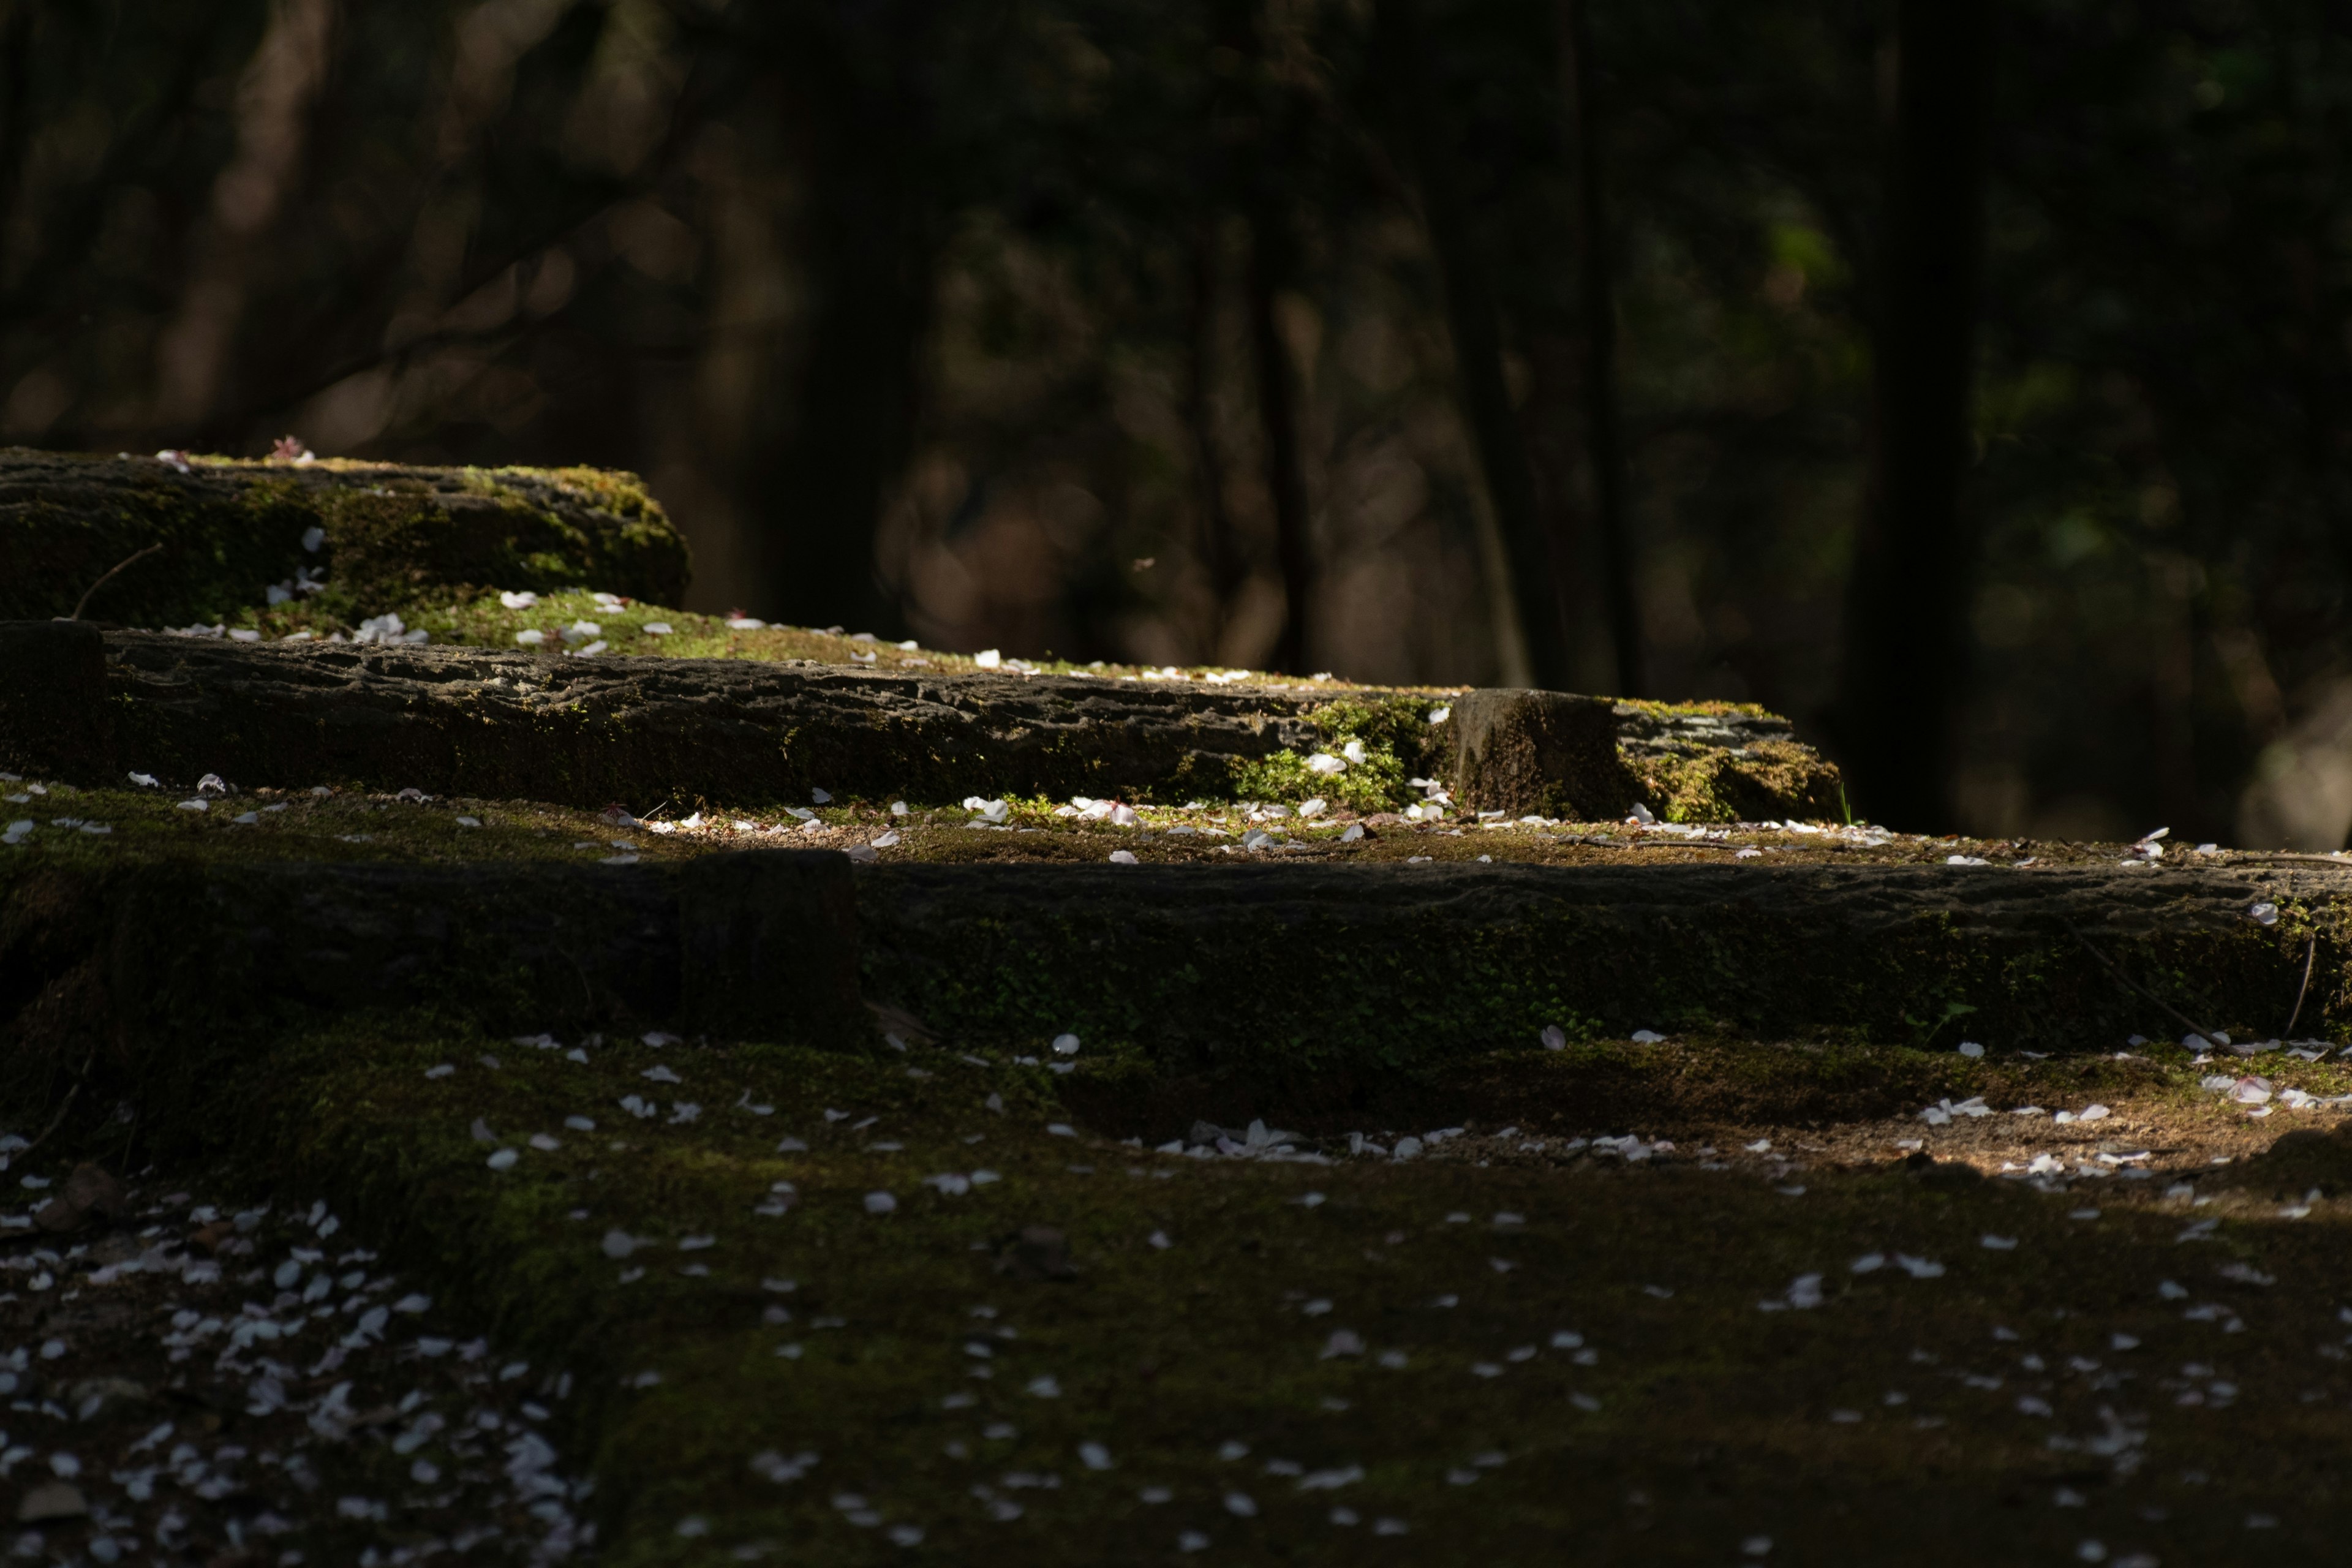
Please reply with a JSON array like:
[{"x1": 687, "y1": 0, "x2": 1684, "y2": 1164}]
[
  {"x1": 1219, "y1": 0, "x2": 1316, "y2": 676},
  {"x1": 241, "y1": 20, "x2": 753, "y2": 439},
  {"x1": 0, "y1": 12, "x2": 222, "y2": 322},
  {"x1": 238, "y1": 201, "x2": 633, "y2": 431}
]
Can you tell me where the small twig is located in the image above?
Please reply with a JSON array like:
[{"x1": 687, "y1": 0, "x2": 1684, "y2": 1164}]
[
  {"x1": 15, "y1": 1066, "x2": 89, "y2": 1163},
  {"x1": 2068, "y1": 925, "x2": 2226, "y2": 1046},
  {"x1": 67, "y1": 542, "x2": 164, "y2": 620},
  {"x1": 2285, "y1": 930, "x2": 2319, "y2": 1038},
  {"x1": 2217, "y1": 852, "x2": 2352, "y2": 869}
]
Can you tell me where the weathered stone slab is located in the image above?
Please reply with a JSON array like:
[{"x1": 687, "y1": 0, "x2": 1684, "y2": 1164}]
[
  {"x1": 5, "y1": 845, "x2": 2312, "y2": 1128},
  {"x1": 857, "y1": 859, "x2": 2310, "y2": 1080},
  {"x1": 0, "y1": 622, "x2": 1842, "y2": 820},
  {"x1": 0, "y1": 447, "x2": 687, "y2": 628},
  {"x1": 0, "y1": 850, "x2": 864, "y2": 1118},
  {"x1": 1449, "y1": 688, "x2": 1621, "y2": 818},
  {"x1": 0, "y1": 620, "x2": 111, "y2": 783}
]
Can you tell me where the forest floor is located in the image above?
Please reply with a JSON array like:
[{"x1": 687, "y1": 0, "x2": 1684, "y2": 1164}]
[
  {"x1": 7, "y1": 745, "x2": 2351, "y2": 1564},
  {"x1": 0, "y1": 776, "x2": 2305, "y2": 875},
  {"x1": 7, "y1": 1023, "x2": 2351, "y2": 1566}
]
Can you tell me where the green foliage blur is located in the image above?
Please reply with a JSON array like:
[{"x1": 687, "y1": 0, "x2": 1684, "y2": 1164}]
[{"x1": 3, "y1": 0, "x2": 2350, "y2": 845}]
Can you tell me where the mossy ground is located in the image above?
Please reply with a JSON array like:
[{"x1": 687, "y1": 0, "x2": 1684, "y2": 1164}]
[
  {"x1": 203, "y1": 584, "x2": 1446, "y2": 697},
  {"x1": 0, "y1": 781, "x2": 2263, "y2": 873},
  {"x1": 7, "y1": 771, "x2": 2350, "y2": 1558},
  {"x1": 33, "y1": 1019, "x2": 2351, "y2": 1564}
]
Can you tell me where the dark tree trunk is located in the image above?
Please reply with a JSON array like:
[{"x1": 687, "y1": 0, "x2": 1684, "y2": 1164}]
[
  {"x1": 1378, "y1": 0, "x2": 1575, "y2": 693},
  {"x1": 1243, "y1": 211, "x2": 1316, "y2": 675},
  {"x1": 1213, "y1": 0, "x2": 1317, "y2": 676},
  {"x1": 741, "y1": 2, "x2": 939, "y2": 638},
  {"x1": 1185, "y1": 221, "x2": 1245, "y2": 657},
  {"x1": 1557, "y1": 0, "x2": 1642, "y2": 699},
  {"x1": 0, "y1": 4, "x2": 33, "y2": 257},
  {"x1": 1835, "y1": 0, "x2": 1991, "y2": 832}
]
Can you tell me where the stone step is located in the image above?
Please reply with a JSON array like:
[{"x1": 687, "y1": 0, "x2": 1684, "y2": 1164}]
[
  {"x1": 860, "y1": 858, "x2": 2307, "y2": 1076},
  {"x1": 2, "y1": 447, "x2": 687, "y2": 629},
  {"x1": 1, "y1": 842, "x2": 2340, "y2": 1560},
  {"x1": 1, "y1": 620, "x2": 1839, "y2": 820},
  {"x1": 3, "y1": 848, "x2": 2314, "y2": 1138}
]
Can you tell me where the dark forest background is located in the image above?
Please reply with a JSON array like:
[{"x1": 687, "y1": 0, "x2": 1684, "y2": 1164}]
[{"x1": 6, "y1": 0, "x2": 2352, "y2": 847}]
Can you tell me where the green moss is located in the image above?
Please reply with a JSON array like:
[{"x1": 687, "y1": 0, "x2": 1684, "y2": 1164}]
[
  {"x1": 303, "y1": 465, "x2": 688, "y2": 619},
  {"x1": 1222, "y1": 695, "x2": 1440, "y2": 812},
  {"x1": 854, "y1": 867, "x2": 2320, "y2": 1080},
  {"x1": 1630, "y1": 741, "x2": 1845, "y2": 824},
  {"x1": 1610, "y1": 696, "x2": 1781, "y2": 722},
  {"x1": 1, "y1": 451, "x2": 688, "y2": 630},
  {"x1": 3, "y1": 797, "x2": 2329, "y2": 1080},
  {"x1": 28, "y1": 1010, "x2": 2352, "y2": 1562},
  {"x1": 1229, "y1": 747, "x2": 1395, "y2": 813},
  {"x1": 4, "y1": 469, "x2": 320, "y2": 628},
  {"x1": 0, "y1": 782, "x2": 712, "y2": 872}
]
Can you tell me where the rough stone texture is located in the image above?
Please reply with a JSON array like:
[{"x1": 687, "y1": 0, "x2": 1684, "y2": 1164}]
[
  {"x1": 1, "y1": 848, "x2": 2315, "y2": 1128},
  {"x1": 0, "y1": 850, "x2": 865, "y2": 1121},
  {"x1": 0, "y1": 619, "x2": 111, "y2": 782},
  {"x1": 1616, "y1": 701, "x2": 1849, "y2": 822},
  {"x1": 1448, "y1": 688, "x2": 1627, "y2": 818},
  {"x1": 1613, "y1": 703, "x2": 1801, "y2": 754},
  {"x1": 87, "y1": 632, "x2": 1368, "y2": 807},
  {"x1": 0, "y1": 447, "x2": 688, "y2": 628},
  {"x1": 858, "y1": 859, "x2": 2311, "y2": 1080},
  {"x1": 0, "y1": 626, "x2": 1844, "y2": 819}
]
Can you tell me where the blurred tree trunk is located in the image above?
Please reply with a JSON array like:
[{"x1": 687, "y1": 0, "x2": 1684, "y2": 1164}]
[
  {"x1": 1377, "y1": 0, "x2": 1574, "y2": 693},
  {"x1": 0, "y1": 3, "x2": 32, "y2": 254},
  {"x1": 1216, "y1": 0, "x2": 1316, "y2": 676},
  {"x1": 1185, "y1": 221, "x2": 1245, "y2": 657},
  {"x1": 1835, "y1": 0, "x2": 1991, "y2": 831},
  {"x1": 1556, "y1": 0, "x2": 1641, "y2": 699},
  {"x1": 739, "y1": 1, "x2": 939, "y2": 638},
  {"x1": 1243, "y1": 211, "x2": 1315, "y2": 675}
]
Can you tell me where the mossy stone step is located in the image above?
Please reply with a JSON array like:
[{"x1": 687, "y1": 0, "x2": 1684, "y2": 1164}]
[
  {"x1": 3, "y1": 848, "x2": 2321, "y2": 1138},
  {"x1": 2, "y1": 447, "x2": 687, "y2": 630},
  {"x1": 4, "y1": 845, "x2": 2347, "y2": 1561},
  {"x1": 859, "y1": 859, "x2": 2316, "y2": 1079},
  {"x1": 67, "y1": 1015, "x2": 2352, "y2": 1565},
  {"x1": 1, "y1": 620, "x2": 1839, "y2": 820},
  {"x1": 0, "y1": 850, "x2": 862, "y2": 1118}
]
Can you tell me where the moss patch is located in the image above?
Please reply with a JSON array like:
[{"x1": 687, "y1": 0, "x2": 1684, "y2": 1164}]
[
  {"x1": 1629, "y1": 741, "x2": 1846, "y2": 825},
  {"x1": 856, "y1": 864, "x2": 2320, "y2": 1078},
  {"x1": 2, "y1": 450, "x2": 687, "y2": 629},
  {"x1": 3, "y1": 799, "x2": 2335, "y2": 1080},
  {"x1": 24, "y1": 1015, "x2": 2352, "y2": 1564}
]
